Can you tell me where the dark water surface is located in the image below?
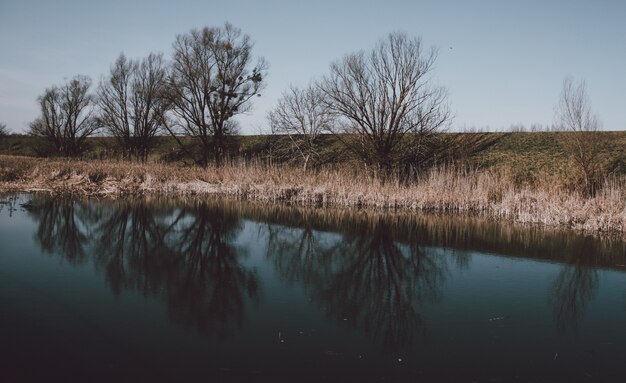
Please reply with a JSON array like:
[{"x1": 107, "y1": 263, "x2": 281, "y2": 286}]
[{"x1": 1, "y1": 194, "x2": 626, "y2": 382}]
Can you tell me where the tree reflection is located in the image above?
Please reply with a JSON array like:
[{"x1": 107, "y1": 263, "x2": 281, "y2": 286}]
[
  {"x1": 25, "y1": 194, "x2": 622, "y2": 346},
  {"x1": 264, "y1": 220, "x2": 336, "y2": 288},
  {"x1": 266, "y1": 216, "x2": 446, "y2": 351},
  {"x1": 94, "y1": 203, "x2": 171, "y2": 296},
  {"x1": 550, "y1": 236, "x2": 600, "y2": 333},
  {"x1": 163, "y1": 204, "x2": 259, "y2": 337},
  {"x1": 28, "y1": 196, "x2": 90, "y2": 264},
  {"x1": 29, "y1": 197, "x2": 258, "y2": 338}
]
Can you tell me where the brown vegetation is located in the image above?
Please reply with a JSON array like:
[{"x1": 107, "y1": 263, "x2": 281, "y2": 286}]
[{"x1": 2, "y1": 154, "x2": 626, "y2": 234}]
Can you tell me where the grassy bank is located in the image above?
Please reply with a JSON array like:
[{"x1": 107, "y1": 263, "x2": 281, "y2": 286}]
[
  {"x1": 3, "y1": 131, "x2": 626, "y2": 177},
  {"x1": 1, "y1": 154, "x2": 625, "y2": 234}
]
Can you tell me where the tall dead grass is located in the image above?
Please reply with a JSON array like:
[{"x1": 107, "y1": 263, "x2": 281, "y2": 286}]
[{"x1": 1, "y1": 154, "x2": 625, "y2": 233}]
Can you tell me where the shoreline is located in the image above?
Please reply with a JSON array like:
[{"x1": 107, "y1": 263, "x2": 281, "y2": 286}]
[
  {"x1": 1, "y1": 154, "x2": 625, "y2": 235},
  {"x1": 8, "y1": 192, "x2": 626, "y2": 270}
]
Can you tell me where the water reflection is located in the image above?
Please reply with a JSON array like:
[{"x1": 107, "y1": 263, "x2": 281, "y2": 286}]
[
  {"x1": 94, "y1": 203, "x2": 170, "y2": 296},
  {"x1": 551, "y1": 236, "x2": 600, "y2": 333},
  {"x1": 163, "y1": 204, "x2": 258, "y2": 337},
  {"x1": 26, "y1": 196, "x2": 258, "y2": 338},
  {"x1": 0, "y1": 195, "x2": 19, "y2": 216},
  {"x1": 265, "y1": 216, "x2": 446, "y2": 350},
  {"x1": 28, "y1": 197, "x2": 90, "y2": 264},
  {"x1": 21, "y1": 194, "x2": 626, "y2": 344},
  {"x1": 312, "y1": 218, "x2": 445, "y2": 351}
]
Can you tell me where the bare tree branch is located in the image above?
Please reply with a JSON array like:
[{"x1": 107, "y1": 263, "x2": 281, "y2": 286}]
[
  {"x1": 29, "y1": 75, "x2": 97, "y2": 157},
  {"x1": 162, "y1": 23, "x2": 268, "y2": 167},
  {"x1": 268, "y1": 84, "x2": 333, "y2": 171},
  {"x1": 555, "y1": 76, "x2": 604, "y2": 197},
  {"x1": 97, "y1": 53, "x2": 167, "y2": 162},
  {"x1": 321, "y1": 32, "x2": 450, "y2": 176}
]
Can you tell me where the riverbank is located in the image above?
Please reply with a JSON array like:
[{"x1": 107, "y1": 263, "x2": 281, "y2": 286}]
[{"x1": 1, "y1": 154, "x2": 625, "y2": 233}]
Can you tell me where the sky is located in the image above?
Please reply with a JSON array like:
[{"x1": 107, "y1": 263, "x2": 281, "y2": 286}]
[{"x1": 1, "y1": 0, "x2": 625, "y2": 134}]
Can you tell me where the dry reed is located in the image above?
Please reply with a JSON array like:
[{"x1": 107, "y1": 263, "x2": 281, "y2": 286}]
[{"x1": 1, "y1": 154, "x2": 625, "y2": 233}]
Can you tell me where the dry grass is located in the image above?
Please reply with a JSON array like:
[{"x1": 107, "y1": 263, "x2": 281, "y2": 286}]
[{"x1": 1, "y1": 154, "x2": 626, "y2": 233}]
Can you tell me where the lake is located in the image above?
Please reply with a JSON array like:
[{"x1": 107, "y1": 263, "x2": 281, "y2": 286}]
[{"x1": 1, "y1": 193, "x2": 625, "y2": 382}]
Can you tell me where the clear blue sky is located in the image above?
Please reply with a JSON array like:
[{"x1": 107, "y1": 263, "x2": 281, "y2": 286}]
[{"x1": 1, "y1": 0, "x2": 625, "y2": 134}]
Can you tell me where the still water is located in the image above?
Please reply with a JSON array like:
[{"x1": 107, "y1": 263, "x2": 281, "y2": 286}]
[{"x1": 1, "y1": 193, "x2": 625, "y2": 382}]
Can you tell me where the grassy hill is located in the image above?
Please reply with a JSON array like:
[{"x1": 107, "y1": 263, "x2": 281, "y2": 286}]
[{"x1": 2, "y1": 131, "x2": 625, "y2": 182}]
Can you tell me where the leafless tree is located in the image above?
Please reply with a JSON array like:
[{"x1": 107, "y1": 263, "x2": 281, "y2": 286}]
[
  {"x1": 29, "y1": 75, "x2": 97, "y2": 157},
  {"x1": 268, "y1": 84, "x2": 333, "y2": 171},
  {"x1": 555, "y1": 76, "x2": 604, "y2": 196},
  {"x1": 320, "y1": 32, "x2": 450, "y2": 176},
  {"x1": 97, "y1": 53, "x2": 167, "y2": 162},
  {"x1": 162, "y1": 23, "x2": 267, "y2": 167}
]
